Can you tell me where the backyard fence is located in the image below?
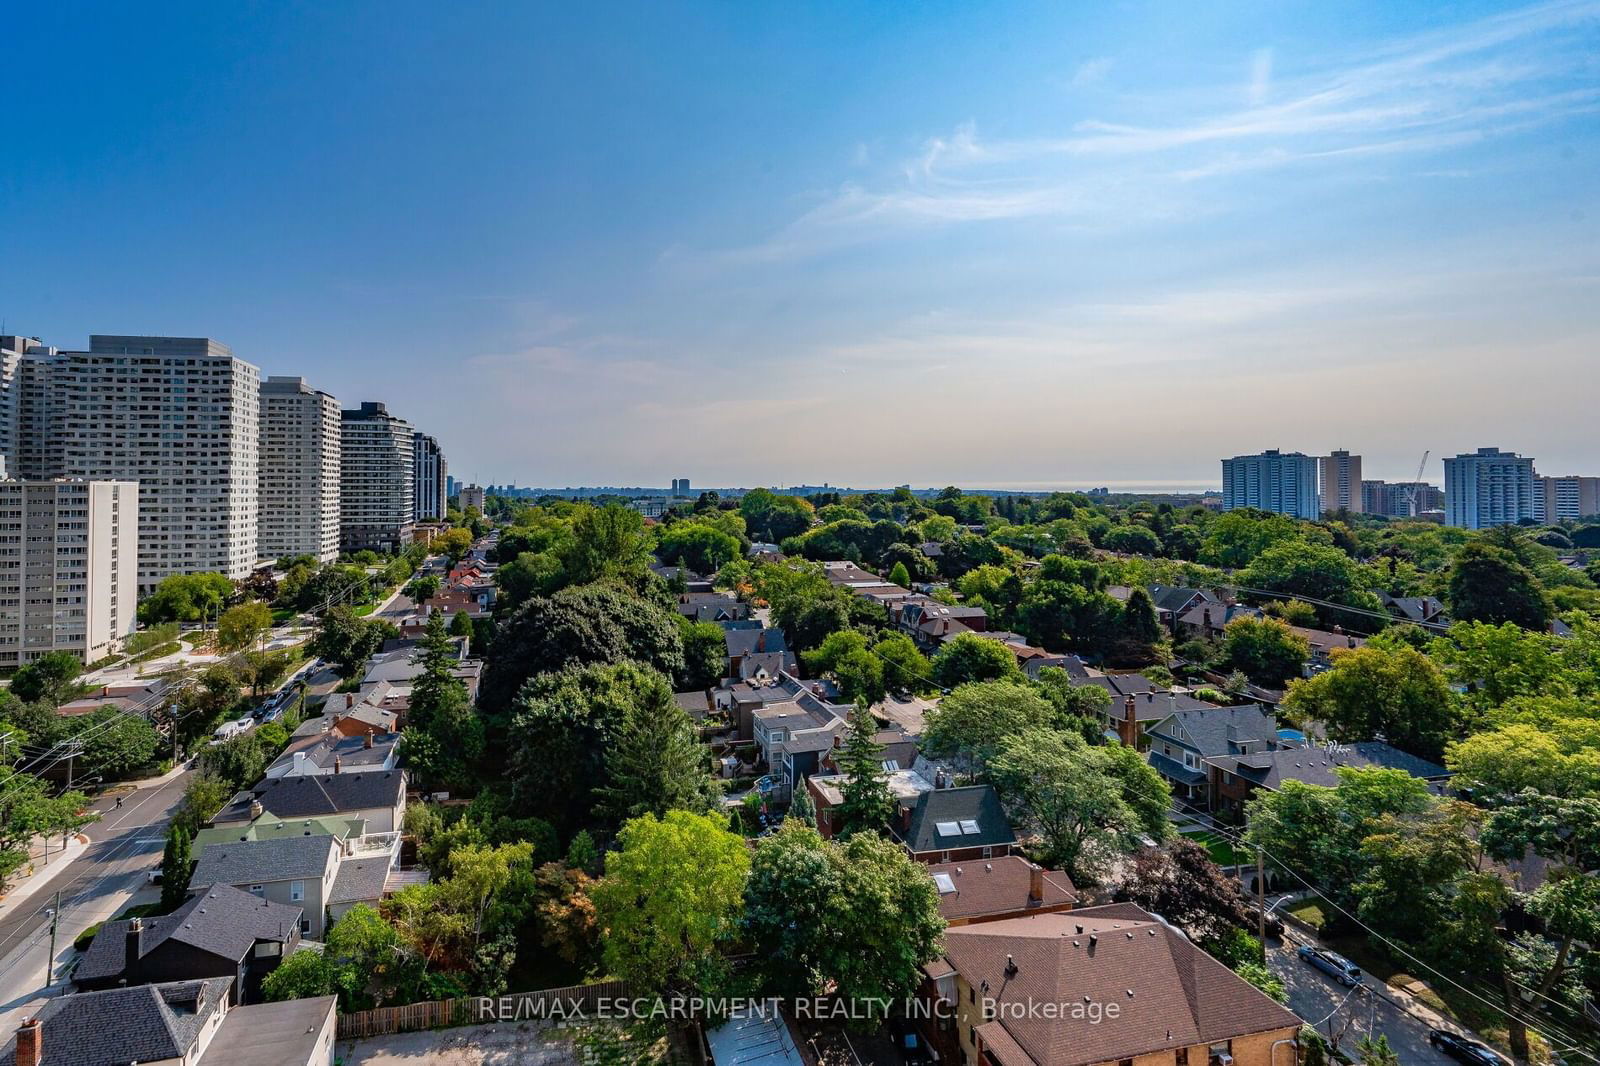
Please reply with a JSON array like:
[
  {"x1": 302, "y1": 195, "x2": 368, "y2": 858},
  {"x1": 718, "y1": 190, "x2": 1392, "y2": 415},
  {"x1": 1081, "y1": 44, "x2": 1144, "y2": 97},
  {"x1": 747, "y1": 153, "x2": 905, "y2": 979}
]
[{"x1": 335, "y1": 979, "x2": 634, "y2": 1041}]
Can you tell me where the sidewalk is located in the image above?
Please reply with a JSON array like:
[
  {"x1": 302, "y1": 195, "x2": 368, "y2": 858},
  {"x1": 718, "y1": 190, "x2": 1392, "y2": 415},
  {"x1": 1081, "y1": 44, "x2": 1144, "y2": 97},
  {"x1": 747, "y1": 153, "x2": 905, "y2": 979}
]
[{"x1": 0, "y1": 834, "x2": 90, "y2": 921}]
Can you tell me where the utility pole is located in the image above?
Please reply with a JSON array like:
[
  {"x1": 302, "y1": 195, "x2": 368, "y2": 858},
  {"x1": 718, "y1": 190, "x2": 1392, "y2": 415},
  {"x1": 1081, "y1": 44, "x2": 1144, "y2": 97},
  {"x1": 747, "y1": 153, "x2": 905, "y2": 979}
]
[
  {"x1": 1256, "y1": 844, "x2": 1267, "y2": 963},
  {"x1": 45, "y1": 889, "x2": 60, "y2": 988}
]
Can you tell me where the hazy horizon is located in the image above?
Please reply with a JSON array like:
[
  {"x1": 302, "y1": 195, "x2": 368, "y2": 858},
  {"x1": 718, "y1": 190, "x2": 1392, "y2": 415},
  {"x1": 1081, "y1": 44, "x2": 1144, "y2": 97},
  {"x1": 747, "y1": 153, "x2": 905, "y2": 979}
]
[{"x1": 4, "y1": 2, "x2": 1597, "y2": 487}]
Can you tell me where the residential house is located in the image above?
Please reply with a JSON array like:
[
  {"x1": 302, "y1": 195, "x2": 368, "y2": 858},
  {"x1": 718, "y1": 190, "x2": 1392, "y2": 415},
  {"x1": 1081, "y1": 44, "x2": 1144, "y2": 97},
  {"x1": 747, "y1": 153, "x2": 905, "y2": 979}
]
[
  {"x1": 1108, "y1": 585, "x2": 1218, "y2": 633},
  {"x1": 897, "y1": 784, "x2": 1017, "y2": 863},
  {"x1": 264, "y1": 728, "x2": 401, "y2": 778},
  {"x1": 1177, "y1": 604, "x2": 1366, "y2": 676},
  {"x1": 1143, "y1": 704, "x2": 1283, "y2": 807},
  {"x1": 1376, "y1": 592, "x2": 1448, "y2": 627},
  {"x1": 187, "y1": 836, "x2": 340, "y2": 938},
  {"x1": 918, "y1": 903, "x2": 1301, "y2": 1066},
  {"x1": 0, "y1": 979, "x2": 336, "y2": 1066},
  {"x1": 210, "y1": 771, "x2": 406, "y2": 834},
  {"x1": 1100, "y1": 688, "x2": 1229, "y2": 748},
  {"x1": 927, "y1": 856, "x2": 1076, "y2": 926},
  {"x1": 1207, "y1": 741, "x2": 1451, "y2": 819},
  {"x1": 676, "y1": 591, "x2": 750, "y2": 623},
  {"x1": 74, "y1": 884, "x2": 301, "y2": 1002},
  {"x1": 899, "y1": 599, "x2": 988, "y2": 650},
  {"x1": 193, "y1": 815, "x2": 365, "y2": 861},
  {"x1": 752, "y1": 700, "x2": 844, "y2": 777},
  {"x1": 724, "y1": 626, "x2": 796, "y2": 679},
  {"x1": 808, "y1": 768, "x2": 936, "y2": 840}
]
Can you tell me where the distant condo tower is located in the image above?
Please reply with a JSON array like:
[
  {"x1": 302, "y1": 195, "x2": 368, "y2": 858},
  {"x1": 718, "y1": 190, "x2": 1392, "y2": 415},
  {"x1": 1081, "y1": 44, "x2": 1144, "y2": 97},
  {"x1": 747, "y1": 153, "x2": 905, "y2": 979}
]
[
  {"x1": 1220, "y1": 450, "x2": 1319, "y2": 519},
  {"x1": 1318, "y1": 450, "x2": 1363, "y2": 514},
  {"x1": 1444, "y1": 447, "x2": 1538, "y2": 529}
]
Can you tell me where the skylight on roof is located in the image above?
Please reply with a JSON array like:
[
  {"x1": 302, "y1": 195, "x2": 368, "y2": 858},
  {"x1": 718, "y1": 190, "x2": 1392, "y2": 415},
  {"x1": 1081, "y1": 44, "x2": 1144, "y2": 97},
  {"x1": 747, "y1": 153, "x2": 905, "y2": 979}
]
[
  {"x1": 959, "y1": 819, "x2": 981, "y2": 835},
  {"x1": 933, "y1": 873, "x2": 957, "y2": 894},
  {"x1": 935, "y1": 820, "x2": 962, "y2": 837}
]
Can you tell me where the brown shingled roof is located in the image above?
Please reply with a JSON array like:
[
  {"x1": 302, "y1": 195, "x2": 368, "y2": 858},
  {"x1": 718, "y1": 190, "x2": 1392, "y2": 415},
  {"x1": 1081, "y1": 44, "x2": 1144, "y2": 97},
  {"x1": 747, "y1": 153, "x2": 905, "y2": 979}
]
[
  {"x1": 941, "y1": 903, "x2": 1300, "y2": 1066},
  {"x1": 927, "y1": 856, "x2": 1076, "y2": 922}
]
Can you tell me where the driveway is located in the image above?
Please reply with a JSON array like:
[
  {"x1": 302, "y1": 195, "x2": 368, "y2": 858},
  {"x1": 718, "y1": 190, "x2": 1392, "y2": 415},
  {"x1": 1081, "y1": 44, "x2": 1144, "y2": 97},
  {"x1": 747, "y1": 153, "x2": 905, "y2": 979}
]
[
  {"x1": 1269, "y1": 933, "x2": 1455, "y2": 1065},
  {"x1": 340, "y1": 1022, "x2": 579, "y2": 1066}
]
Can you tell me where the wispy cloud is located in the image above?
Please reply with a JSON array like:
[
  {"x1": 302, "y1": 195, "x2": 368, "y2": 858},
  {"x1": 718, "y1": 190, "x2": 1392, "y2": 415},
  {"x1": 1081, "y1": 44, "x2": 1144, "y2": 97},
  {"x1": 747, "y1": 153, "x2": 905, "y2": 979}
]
[{"x1": 706, "y1": 0, "x2": 1600, "y2": 262}]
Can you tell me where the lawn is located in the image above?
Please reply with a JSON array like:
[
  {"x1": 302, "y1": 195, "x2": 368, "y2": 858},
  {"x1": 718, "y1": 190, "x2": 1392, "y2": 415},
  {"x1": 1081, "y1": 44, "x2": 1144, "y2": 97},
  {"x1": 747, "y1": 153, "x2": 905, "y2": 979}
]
[
  {"x1": 1284, "y1": 897, "x2": 1328, "y2": 931},
  {"x1": 353, "y1": 603, "x2": 377, "y2": 617},
  {"x1": 1180, "y1": 828, "x2": 1245, "y2": 866}
]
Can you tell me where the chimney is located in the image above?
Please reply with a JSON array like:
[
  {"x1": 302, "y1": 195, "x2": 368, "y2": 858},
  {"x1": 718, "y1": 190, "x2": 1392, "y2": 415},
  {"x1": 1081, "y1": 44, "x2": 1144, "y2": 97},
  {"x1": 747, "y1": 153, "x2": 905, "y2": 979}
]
[
  {"x1": 333, "y1": 755, "x2": 342, "y2": 774},
  {"x1": 1028, "y1": 863, "x2": 1045, "y2": 905},
  {"x1": 364, "y1": 733, "x2": 374, "y2": 750},
  {"x1": 249, "y1": 799, "x2": 264, "y2": 819},
  {"x1": 1119, "y1": 695, "x2": 1138, "y2": 748},
  {"x1": 345, "y1": 694, "x2": 354, "y2": 708},
  {"x1": 126, "y1": 916, "x2": 144, "y2": 972},
  {"x1": 1202, "y1": 607, "x2": 1212, "y2": 628},
  {"x1": 15, "y1": 1018, "x2": 41, "y2": 1066}
]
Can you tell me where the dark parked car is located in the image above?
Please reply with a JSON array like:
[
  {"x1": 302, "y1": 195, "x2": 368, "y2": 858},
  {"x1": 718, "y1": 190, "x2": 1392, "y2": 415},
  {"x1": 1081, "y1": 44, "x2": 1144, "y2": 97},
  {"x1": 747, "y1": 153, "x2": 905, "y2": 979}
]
[
  {"x1": 1248, "y1": 906, "x2": 1285, "y2": 938},
  {"x1": 1296, "y1": 945, "x2": 1362, "y2": 985},
  {"x1": 1429, "y1": 1030, "x2": 1508, "y2": 1066}
]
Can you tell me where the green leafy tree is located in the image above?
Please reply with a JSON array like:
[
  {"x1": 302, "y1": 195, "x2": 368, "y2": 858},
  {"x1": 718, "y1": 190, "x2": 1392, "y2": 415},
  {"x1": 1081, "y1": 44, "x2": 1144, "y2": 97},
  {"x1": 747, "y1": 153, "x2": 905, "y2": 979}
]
[
  {"x1": 507, "y1": 662, "x2": 676, "y2": 833},
  {"x1": 479, "y1": 583, "x2": 684, "y2": 715},
  {"x1": 921, "y1": 680, "x2": 1052, "y2": 775},
  {"x1": 215, "y1": 601, "x2": 273, "y2": 653},
  {"x1": 310, "y1": 606, "x2": 397, "y2": 679},
  {"x1": 1198, "y1": 511, "x2": 1306, "y2": 568},
  {"x1": 160, "y1": 825, "x2": 192, "y2": 911},
  {"x1": 744, "y1": 823, "x2": 945, "y2": 1015},
  {"x1": 261, "y1": 950, "x2": 335, "y2": 1002},
  {"x1": 9, "y1": 651, "x2": 82, "y2": 705},
  {"x1": 138, "y1": 572, "x2": 233, "y2": 624},
  {"x1": 1222, "y1": 616, "x2": 1309, "y2": 687},
  {"x1": 835, "y1": 702, "x2": 893, "y2": 837},
  {"x1": 657, "y1": 522, "x2": 742, "y2": 575},
  {"x1": 1446, "y1": 541, "x2": 1552, "y2": 630},
  {"x1": 989, "y1": 728, "x2": 1145, "y2": 883},
  {"x1": 740, "y1": 489, "x2": 816, "y2": 542},
  {"x1": 872, "y1": 633, "x2": 932, "y2": 694},
  {"x1": 886, "y1": 561, "x2": 912, "y2": 588},
  {"x1": 404, "y1": 574, "x2": 442, "y2": 610},
  {"x1": 559, "y1": 505, "x2": 655, "y2": 587},
  {"x1": 592, "y1": 810, "x2": 750, "y2": 993},
  {"x1": 1238, "y1": 540, "x2": 1383, "y2": 627},
  {"x1": 678, "y1": 619, "x2": 727, "y2": 690},
  {"x1": 931, "y1": 632, "x2": 1021, "y2": 688},
  {"x1": 1103, "y1": 524, "x2": 1161, "y2": 556},
  {"x1": 401, "y1": 612, "x2": 484, "y2": 792},
  {"x1": 1282, "y1": 643, "x2": 1459, "y2": 759},
  {"x1": 1236, "y1": 961, "x2": 1288, "y2": 1003},
  {"x1": 70, "y1": 708, "x2": 161, "y2": 779},
  {"x1": 448, "y1": 609, "x2": 475, "y2": 638}
]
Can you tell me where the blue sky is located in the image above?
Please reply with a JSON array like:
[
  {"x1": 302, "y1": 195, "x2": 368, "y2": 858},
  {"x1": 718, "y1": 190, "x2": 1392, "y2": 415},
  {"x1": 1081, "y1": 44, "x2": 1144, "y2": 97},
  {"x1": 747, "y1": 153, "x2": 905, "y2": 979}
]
[{"x1": 3, "y1": 1, "x2": 1597, "y2": 489}]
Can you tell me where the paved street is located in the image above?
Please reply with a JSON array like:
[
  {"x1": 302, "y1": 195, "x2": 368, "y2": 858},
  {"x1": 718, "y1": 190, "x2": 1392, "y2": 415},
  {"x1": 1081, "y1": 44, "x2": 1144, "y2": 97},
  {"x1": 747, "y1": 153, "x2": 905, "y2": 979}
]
[
  {"x1": 0, "y1": 770, "x2": 190, "y2": 1031},
  {"x1": 1269, "y1": 932, "x2": 1455, "y2": 1066}
]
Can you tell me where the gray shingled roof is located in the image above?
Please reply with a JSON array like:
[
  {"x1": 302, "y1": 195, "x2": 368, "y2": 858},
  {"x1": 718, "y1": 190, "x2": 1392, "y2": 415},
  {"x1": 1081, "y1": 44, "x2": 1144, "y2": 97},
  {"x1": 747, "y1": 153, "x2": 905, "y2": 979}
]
[
  {"x1": 216, "y1": 770, "x2": 403, "y2": 823},
  {"x1": 189, "y1": 834, "x2": 336, "y2": 889},
  {"x1": 75, "y1": 884, "x2": 301, "y2": 984},
  {"x1": 900, "y1": 785, "x2": 1016, "y2": 855},
  {"x1": 328, "y1": 855, "x2": 392, "y2": 904},
  {"x1": 1206, "y1": 741, "x2": 1449, "y2": 790},
  {"x1": 1163, "y1": 705, "x2": 1280, "y2": 757},
  {"x1": 0, "y1": 978, "x2": 232, "y2": 1066}
]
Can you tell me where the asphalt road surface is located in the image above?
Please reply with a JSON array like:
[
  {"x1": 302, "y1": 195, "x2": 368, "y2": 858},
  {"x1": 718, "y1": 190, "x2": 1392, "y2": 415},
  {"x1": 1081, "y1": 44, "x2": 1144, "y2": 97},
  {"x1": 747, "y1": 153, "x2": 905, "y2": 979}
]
[
  {"x1": 1269, "y1": 931, "x2": 1457, "y2": 1066},
  {"x1": 0, "y1": 769, "x2": 190, "y2": 1001}
]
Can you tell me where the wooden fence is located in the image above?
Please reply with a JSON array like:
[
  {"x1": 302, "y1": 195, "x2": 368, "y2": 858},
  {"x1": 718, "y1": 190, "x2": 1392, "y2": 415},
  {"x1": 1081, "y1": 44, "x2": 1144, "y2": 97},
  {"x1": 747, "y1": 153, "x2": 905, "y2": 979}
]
[{"x1": 336, "y1": 979, "x2": 634, "y2": 1041}]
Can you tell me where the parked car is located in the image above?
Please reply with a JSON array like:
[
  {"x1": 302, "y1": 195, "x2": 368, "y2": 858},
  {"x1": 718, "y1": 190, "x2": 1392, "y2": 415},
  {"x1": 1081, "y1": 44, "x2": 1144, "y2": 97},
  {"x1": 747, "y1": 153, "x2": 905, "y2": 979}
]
[
  {"x1": 1296, "y1": 945, "x2": 1362, "y2": 985},
  {"x1": 145, "y1": 869, "x2": 163, "y2": 884},
  {"x1": 1249, "y1": 905, "x2": 1285, "y2": 938},
  {"x1": 1429, "y1": 1030, "x2": 1508, "y2": 1066}
]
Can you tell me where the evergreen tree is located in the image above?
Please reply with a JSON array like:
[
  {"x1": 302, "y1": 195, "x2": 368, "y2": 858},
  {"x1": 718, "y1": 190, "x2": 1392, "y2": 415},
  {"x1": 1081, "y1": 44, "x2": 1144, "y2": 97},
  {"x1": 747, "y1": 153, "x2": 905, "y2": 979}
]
[
  {"x1": 401, "y1": 611, "x2": 484, "y2": 790},
  {"x1": 565, "y1": 829, "x2": 599, "y2": 873},
  {"x1": 786, "y1": 782, "x2": 815, "y2": 826},
  {"x1": 836, "y1": 701, "x2": 893, "y2": 838},
  {"x1": 887, "y1": 561, "x2": 912, "y2": 588},
  {"x1": 597, "y1": 677, "x2": 717, "y2": 825},
  {"x1": 160, "y1": 824, "x2": 192, "y2": 912}
]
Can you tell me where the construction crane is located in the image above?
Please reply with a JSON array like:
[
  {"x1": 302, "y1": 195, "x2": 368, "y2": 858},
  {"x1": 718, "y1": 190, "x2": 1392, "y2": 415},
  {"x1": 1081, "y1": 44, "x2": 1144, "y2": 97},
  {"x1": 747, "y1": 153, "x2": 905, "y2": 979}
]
[{"x1": 1404, "y1": 450, "x2": 1430, "y2": 517}]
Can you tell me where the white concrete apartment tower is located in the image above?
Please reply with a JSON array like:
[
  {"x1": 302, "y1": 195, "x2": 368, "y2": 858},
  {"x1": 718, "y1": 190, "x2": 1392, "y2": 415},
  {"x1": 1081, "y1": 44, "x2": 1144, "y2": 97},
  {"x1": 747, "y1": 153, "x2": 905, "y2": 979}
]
[
  {"x1": 260, "y1": 376, "x2": 342, "y2": 563},
  {"x1": 1318, "y1": 450, "x2": 1363, "y2": 514},
  {"x1": 340, "y1": 401, "x2": 415, "y2": 553},
  {"x1": 413, "y1": 433, "x2": 446, "y2": 522},
  {"x1": 1220, "y1": 450, "x2": 1320, "y2": 519},
  {"x1": 0, "y1": 480, "x2": 139, "y2": 668},
  {"x1": 1444, "y1": 447, "x2": 1538, "y2": 529},
  {"x1": 50, "y1": 336, "x2": 260, "y2": 590}
]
